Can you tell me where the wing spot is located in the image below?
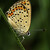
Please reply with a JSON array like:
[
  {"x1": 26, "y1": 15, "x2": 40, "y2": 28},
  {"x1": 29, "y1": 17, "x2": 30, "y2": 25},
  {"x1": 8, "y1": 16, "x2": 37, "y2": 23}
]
[
  {"x1": 21, "y1": 25, "x2": 22, "y2": 26},
  {"x1": 20, "y1": 21, "x2": 22, "y2": 22},
  {"x1": 23, "y1": 6, "x2": 25, "y2": 9},
  {"x1": 22, "y1": 19, "x2": 23, "y2": 20},
  {"x1": 20, "y1": 6, "x2": 23, "y2": 10},
  {"x1": 26, "y1": 15, "x2": 28, "y2": 17},
  {"x1": 24, "y1": 26, "x2": 25, "y2": 27},
  {"x1": 27, "y1": 11, "x2": 28, "y2": 13},
  {"x1": 24, "y1": 3, "x2": 26, "y2": 5},
  {"x1": 27, "y1": 4, "x2": 29, "y2": 5},
  {"x1": 15, "y1": 7, "x2": 18, "y2": 10},
  {"x1": 11, "y1": 12, "x2": 13, "y2": 16},
  {"x1": 21, "y1": 6, "x2": 22, "y2": 7},
  {"x1": 25, "y1": 21, "x2": 27, "y2": 23},
  {"x1": 18, "y1": 14, "x2": 19, "y2": 15},
  {"x1": 15, "y1": 22, "x2": 17, "y2": 23},
  {"x1": 20, "y1": 18, "x2": 21, "y2": 19},
  {"x1": 24, "y1": 1, "x2": 26, "y2": 5},
  {"x1": 12, "y1": 9, "x2": 15, "y2": 12},
  {"x1": 13, "y1": 5, "x2": 14, "y2": 7},
  {"x1": 24, "y1": 1, "x2": 26, "y2": 4},
  {"x1": 28, "y1": 9, "x2": 30, "y2": 10},
  {"x1": 24, "y1": 11, "x2": 26, "y2": 12},
  {"x1": 15, "y1": 14, "x2": 17, "y2": 15},
  {"x1": 22, "y1": 2, "x2": 23, "y2": 4},
  {"x1": 12, "y1": 17, "x2": 13, "y2": 18},
  {"x1": 9, "y1": 16, "x2": 10, "y2": 18},
  {"x1": 22, "y1": 12, "x2": 23, "y2": 13},
  {"x1": 24, "y1": 15, "x2": 25, "y2": 17},
  {"x1": 18, "y1": 20, "x2": 19, "y2": 22},
  {"x1": 18, "y1": 6, "x2": 20, "y2": 9},
  {"x1": 19, "y1": 11, "x2": 21, "y2": 13}
]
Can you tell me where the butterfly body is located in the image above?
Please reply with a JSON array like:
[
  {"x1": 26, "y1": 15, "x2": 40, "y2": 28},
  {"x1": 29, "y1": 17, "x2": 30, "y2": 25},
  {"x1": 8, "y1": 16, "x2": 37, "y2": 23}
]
[{"x1": 6, "y1": 0, "x2": 31, "y2": 35}]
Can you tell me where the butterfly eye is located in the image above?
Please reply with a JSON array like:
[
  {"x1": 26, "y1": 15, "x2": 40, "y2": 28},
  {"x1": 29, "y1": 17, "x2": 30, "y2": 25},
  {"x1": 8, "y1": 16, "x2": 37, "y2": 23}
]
[{"x1": 27, "y1": 32, "x2": 30, "y2": 36}]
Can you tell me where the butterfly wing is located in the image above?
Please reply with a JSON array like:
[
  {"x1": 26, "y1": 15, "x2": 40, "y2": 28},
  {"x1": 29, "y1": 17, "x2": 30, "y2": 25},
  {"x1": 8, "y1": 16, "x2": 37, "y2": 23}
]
[
  {"x1": 5, "y1": 0, "x2": 31, "y2": 35},
  {"x1": 20, "y1": 0, "x2": 31, "y2": 34}
]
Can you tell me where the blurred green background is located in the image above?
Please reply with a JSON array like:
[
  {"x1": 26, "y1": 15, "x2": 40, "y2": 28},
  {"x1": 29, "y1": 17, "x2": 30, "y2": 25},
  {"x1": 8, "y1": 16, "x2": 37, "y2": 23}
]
[{"x1": 0, "y1": 0, "x2": 49, "y2": 50}]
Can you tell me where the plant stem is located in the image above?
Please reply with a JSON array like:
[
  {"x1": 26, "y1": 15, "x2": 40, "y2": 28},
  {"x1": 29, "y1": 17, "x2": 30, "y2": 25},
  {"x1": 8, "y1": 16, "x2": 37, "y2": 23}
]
[{"x1": 0, "y1": 8, "x2": 25, "y2": 50}]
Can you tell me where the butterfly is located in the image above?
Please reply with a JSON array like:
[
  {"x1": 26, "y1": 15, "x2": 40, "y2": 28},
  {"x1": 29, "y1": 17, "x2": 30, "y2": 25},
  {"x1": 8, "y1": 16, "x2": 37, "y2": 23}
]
[{"x1": 5, "y1": 0, "x2": 31, "y2": 36}]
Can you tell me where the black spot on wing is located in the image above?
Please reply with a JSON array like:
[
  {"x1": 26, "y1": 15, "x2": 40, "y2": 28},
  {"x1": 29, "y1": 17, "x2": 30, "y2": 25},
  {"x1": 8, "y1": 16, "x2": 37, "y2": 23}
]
[
  {"x1": 22, "y1": 19, "x2": 23, "y2": 20},
  {"x1": 24, "y1": 3, "x2": 26, "y2": 5},
  {"x1": 9, "y1": 16, "x2": 10, "y2": 18},
  {"x1": 15, "y1": 14, "x2": 17, "y2": 15},
  {"x1": 24, "y1": 15, "x2": 25, "y2": 17},
  {"x1": 18, "y1": 20, "x2": 19, "y2": 22},
  {"x1": 26, "y1": 15, "x2": 28, "y2": 17},
  {"x1": 18, "y1": 14, "x2": 19, "y2": 15},
  {"x1": 15, "y1": 22, "x2": 17, "y2": 23},
  {"x1": 21, "y1": 25, "x2": 22, "y2": 26},
  {"x1": 20, "y1": 18, "x2": 21, "y2": 19},
  {"x1": 22, "y1": 12, "x2": 23, "y2": 13},
  {"x1": 19, "y1": 11, "x2": 21, "y2": 13},
  {"x1": 25, "y1": 21, "x2": 27, "y2": 23},
  {"x1": 28, "y1": 9, "x2": 30, "y2": 10},
  {"x1": 27, "y1": 4, "x2": 29, "y2": 5},
  {"x1": 24, "y1": 26, "x2": 25, "y2": 27},
  {"x1": 20, "y1": 21, "x2": 22, "y2": 22}
]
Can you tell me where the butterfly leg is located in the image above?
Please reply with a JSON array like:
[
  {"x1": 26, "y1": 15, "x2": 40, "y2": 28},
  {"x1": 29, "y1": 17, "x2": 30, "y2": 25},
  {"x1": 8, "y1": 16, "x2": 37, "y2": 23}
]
[
  {"x1": 21, "y1": 31, "x2": 31, "y2": 43},
  {"x1": 21, "y1": 36, "x2": 25, "y2": 43}
]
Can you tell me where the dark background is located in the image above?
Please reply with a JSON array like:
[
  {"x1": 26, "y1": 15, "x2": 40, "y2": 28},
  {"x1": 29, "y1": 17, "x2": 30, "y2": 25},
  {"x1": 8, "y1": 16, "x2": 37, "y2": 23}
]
[{"x1": 0, "y1": 0, "x2": 50, "y2": 50}]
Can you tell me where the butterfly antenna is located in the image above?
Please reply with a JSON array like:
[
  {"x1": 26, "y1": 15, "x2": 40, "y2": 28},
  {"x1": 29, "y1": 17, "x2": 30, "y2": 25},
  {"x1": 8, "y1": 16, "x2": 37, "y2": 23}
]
[
  {"x1": 27, "y1": 28, "x2": 47, "y2": 36},
  {"x1": 32, "y1": 29, "x2": 47, "y2": 32}
]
